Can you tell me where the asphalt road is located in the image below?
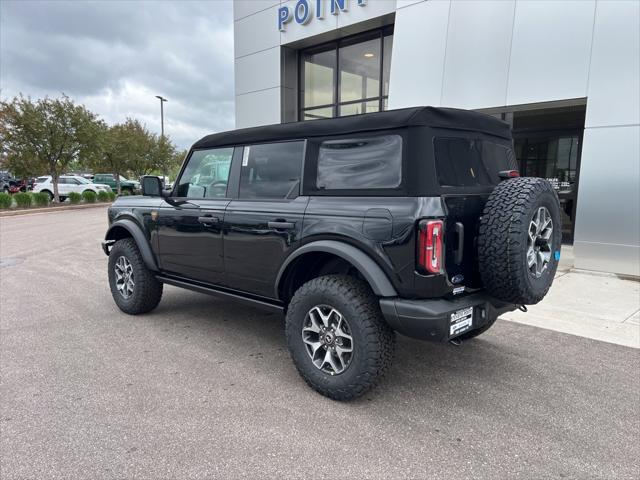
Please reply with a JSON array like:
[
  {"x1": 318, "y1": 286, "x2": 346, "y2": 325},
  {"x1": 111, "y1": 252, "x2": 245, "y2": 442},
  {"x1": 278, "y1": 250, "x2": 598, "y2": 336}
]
[{"x1": 1, "y1": 207, "x2": 639, "y2": 479}]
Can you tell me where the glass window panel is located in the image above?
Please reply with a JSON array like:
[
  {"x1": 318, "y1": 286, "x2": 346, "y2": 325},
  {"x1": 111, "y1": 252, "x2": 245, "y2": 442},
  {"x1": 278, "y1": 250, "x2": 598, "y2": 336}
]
[
  {"x1": 434, "y1": 138, "x2": 514, "y2": 187},
  {"x1": 383, "y1": 35, "x2": 393, "y2": 96},
  {"x1": 303, "y1": 106, "x2": 334, "y2": 120},
  {"x1": 317, "y1": 135, "x2": 402, "y2": 189},
  {"x1": 239, "y1": 142, "x2": 304, "y2": 199},
  {"x1": 339, "y1": 38, "x2": 381, "y2": 103},
  {"x1": 339, "y1": 101, "x2": 379, "y2": 117},
  {"x1": 176, "y1": 148, "x2": 233, "y2": 198},
  {"x1": 302, "y1": 49, "x2": 336, "y2": 108}
]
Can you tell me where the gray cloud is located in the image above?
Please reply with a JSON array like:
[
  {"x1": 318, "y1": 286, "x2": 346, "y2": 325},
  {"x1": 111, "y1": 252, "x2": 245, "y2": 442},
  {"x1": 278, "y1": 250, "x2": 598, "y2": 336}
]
[{"x1": 0, "y1": 0, "x2": 235, "y2": 149}]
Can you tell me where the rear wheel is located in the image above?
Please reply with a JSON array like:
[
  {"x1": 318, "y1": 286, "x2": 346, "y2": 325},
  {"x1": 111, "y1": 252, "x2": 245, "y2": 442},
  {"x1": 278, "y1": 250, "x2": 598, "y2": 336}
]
[
  {"x1": 285, "y1": 275, "x2": 395, "y2": 400},
  {"x1": 108, "y1": 238, "x2": 163, "y2": 314}
]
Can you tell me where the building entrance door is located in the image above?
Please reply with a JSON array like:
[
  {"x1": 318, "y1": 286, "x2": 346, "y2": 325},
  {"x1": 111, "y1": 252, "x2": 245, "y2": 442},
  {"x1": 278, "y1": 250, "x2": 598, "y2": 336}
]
[{"x1": 514, "y1": 131, "x2": 581, "y2": 243}]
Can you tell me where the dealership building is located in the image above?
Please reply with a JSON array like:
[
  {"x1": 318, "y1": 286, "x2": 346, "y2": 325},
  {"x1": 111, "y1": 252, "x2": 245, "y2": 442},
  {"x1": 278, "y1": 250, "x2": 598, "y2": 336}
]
[{"x1": 232, "y1": 0, "x2": 639, "y2": 276}]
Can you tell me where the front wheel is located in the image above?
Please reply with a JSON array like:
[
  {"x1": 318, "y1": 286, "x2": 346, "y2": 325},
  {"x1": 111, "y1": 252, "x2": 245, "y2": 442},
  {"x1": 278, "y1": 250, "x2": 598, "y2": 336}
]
[
  {"x1": 108, "y1": 238, "x2": 163, "y2": 315},
  {"x1": 285, "y1": 275, "x2": 395, "y2": 401}
]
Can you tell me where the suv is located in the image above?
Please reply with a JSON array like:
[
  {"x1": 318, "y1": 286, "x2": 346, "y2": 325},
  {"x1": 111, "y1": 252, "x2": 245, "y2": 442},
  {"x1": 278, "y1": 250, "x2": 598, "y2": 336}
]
[
  {"x1": 102, "y1": 107, "x2": 561, "y2": 400},
  {"x1": 93, "y1": 174, "x2": 140, "y2": 194},
  {"x1": 1, "y1": 171, "x2": 15, "y2": 193},
  {"x1": 33, "y1": 175, "x2": 112, "y2": 201}
]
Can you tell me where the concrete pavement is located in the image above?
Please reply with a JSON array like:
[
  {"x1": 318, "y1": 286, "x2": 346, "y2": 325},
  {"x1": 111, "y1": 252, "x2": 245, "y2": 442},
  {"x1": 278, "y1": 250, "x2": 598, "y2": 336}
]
[
  {"x1": 502, "y1": 246, "x2": 640, "y2": 349},
  {"x1": 1, "y1": 207, "x2": 639, "y2": 479}
]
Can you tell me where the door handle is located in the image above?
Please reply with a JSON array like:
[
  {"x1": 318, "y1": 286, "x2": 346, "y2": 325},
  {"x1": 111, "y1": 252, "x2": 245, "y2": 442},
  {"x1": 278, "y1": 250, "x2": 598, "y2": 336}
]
[
  {"x1": 198, "y1": 215, "x2": 219, "y2": 225},
  {"x1": 267, "y1": 221, "x2": 295, "y2": 230},
  {"x1": 454, "y1": 222, "x2": 464, "y2": 265}
]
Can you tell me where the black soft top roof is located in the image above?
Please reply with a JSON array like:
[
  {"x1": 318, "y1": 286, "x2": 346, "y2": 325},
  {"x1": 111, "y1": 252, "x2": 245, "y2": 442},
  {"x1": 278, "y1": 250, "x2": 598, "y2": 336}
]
[{"x1": 192, "y1": 106, "x2": 511, "y2": 150}]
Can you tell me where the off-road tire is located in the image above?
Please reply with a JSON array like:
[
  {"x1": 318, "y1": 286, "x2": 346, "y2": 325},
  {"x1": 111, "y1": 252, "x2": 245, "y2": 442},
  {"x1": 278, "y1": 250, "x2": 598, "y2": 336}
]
[
  {"x1": 285, "y1": 275, "x2": 395, "y2": 401},
  {"x1": 478, "y1": 177, "x2": 562, "y2": 305},
  {"x1": 108, "y1": 238, "x2": 163, "y2": 315}
]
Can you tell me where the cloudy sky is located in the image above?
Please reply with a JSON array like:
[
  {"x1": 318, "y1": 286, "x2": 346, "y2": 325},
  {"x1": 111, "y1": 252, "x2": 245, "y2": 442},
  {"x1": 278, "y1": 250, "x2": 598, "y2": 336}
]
[{"x1": 0, "y1": 0, "x2": 235, "y2": 149}]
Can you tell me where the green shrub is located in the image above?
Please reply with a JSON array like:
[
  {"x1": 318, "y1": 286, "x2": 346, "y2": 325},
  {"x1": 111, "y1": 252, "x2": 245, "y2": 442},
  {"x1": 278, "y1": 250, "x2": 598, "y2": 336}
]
[
  {"x1": 82, "y1": 190, "x2": 97, "y2": 203},
  {"x1": 107, "y1": 191, "x2": 116, "y2": 201},
  {"x1": 0, "y1": 192, "x2": 12, "y2": 209},
  {"x1": 68, "y1": 191, "x2": 82, "y2": 204},
  {"x1": 13, "y1": 192, "x2": 32, "y2": 208},
  {"x1": 97, "y1": 190, "x2": 110, "y2": 202},
  {"x1": 121, "y1": 189, "x2": 132, "y2": 196},
  {"x1": 32, "y1": 192, "x2": 50, "y2": 207}
]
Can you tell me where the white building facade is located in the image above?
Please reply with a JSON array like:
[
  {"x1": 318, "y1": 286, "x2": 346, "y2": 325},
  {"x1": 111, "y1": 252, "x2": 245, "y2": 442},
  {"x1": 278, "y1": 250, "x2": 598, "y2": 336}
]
[{"x1": 232, "y1": 0, "x2": 640, "y2": 276}]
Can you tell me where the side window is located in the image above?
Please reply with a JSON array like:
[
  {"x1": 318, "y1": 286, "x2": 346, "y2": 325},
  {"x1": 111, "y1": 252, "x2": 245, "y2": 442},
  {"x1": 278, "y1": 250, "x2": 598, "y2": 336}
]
[
  {"x1": 316, "y1": 135, "x2": 402, "y2": 190},
  {"x1": 176, "y1": 147, "x2": 233, "y2": 198},
  {"x1": 434, "y1": 138, "x2": 514, "y2": 187},
  {"x1": 239, "y1": 141, "x2": 304, "y2": 199}
]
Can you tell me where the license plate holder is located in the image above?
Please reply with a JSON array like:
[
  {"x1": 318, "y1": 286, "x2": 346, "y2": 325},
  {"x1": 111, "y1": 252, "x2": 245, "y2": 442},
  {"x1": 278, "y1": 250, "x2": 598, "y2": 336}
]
[{"x1": 449, "y1": 306, "x2": 473, "y2": 337}]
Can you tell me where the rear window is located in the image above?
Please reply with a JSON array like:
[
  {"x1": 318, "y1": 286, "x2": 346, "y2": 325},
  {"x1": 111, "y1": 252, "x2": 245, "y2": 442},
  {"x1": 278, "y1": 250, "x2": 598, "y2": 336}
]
[
  {"x1": 36, "y1": 177, "x2": 49, "y2": 183},
  {"x1": 317, "y1": 135, "x2": 402, "y2": 190},
  {"x1": 434, "y1": 138, "x2": 515, "y2": 187}
]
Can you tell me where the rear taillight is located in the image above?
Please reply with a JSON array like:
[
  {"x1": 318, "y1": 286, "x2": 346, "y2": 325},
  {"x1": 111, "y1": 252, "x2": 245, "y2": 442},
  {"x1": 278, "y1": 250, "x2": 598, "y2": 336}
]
[{"x1": 418, "y1": 219, "x2": 444, "y2": 274}]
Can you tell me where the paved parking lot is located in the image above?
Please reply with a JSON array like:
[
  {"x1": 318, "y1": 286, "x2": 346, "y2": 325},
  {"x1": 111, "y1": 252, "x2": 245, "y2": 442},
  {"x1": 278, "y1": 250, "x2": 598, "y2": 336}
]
[{"x1": 1, "y1": 207, "x2": 639, "y2": 479}]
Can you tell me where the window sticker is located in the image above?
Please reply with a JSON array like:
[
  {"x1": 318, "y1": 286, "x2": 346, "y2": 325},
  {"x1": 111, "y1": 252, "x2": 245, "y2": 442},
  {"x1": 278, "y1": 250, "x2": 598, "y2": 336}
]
[{"x1": 242, "y1": 147, "x2": 250, "y2": 167}]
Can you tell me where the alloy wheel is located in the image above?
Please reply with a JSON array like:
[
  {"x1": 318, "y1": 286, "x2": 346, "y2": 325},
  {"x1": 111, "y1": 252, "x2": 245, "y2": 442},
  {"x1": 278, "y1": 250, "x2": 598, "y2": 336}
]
[
  {"x1": 527, "y1": 206, "x2": 553, "y2": 278},
  {"x1": 302, "y1": 305, "x2": 353, "y2": 375},
  {"x1": 114, "y1": 255, "x2": 135, "y2": 299}
]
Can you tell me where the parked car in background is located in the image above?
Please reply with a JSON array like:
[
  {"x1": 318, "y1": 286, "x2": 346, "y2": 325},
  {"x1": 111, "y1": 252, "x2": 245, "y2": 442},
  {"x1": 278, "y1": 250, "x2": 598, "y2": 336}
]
[
  {"x1": 33, "y1": 175, "x2": 112, "y2": 201},
  {"x1": 93, "y1": 174, "x2": 140, "y2": 194},
  {"x1": 1, "y1": 171, "x2": 16, "y2": 193}
]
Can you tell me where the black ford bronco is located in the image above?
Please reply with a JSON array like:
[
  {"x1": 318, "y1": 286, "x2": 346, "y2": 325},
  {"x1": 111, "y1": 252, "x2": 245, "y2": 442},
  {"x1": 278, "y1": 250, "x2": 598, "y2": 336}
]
[{"x1": 102, "y1": 107, "x2": 561, "y2": 400}]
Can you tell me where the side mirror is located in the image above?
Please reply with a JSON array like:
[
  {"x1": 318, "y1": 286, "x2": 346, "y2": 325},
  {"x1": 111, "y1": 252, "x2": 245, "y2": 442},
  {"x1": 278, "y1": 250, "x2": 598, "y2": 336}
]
[{"x1": 141, "y1": 175, "x2": 162, "y2": 197}]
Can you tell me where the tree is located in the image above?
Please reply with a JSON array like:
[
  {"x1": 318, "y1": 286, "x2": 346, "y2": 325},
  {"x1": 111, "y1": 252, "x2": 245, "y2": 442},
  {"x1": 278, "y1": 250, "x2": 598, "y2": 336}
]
[
  {"x1": 89, "y1": 118, "x2": 153, "y2": 194},
  {"x1": 0, "y1": 95, "x2": 102, "y2": 202},
  {"x1": 148, "y1": 135, "x2": 177, "y2": 181}
]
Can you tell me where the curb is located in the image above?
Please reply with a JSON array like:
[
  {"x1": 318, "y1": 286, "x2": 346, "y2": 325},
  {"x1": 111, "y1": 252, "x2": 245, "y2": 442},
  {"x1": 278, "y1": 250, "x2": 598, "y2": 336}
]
[{"x1": 0, "y1": 203, "x2": 110, "y2": 217}]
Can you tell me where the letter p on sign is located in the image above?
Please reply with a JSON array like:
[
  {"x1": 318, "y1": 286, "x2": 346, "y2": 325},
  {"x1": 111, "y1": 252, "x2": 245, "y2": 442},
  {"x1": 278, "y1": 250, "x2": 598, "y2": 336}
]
[{"x1": 278, "y1": 6, "x2": 291, "y2": 31}]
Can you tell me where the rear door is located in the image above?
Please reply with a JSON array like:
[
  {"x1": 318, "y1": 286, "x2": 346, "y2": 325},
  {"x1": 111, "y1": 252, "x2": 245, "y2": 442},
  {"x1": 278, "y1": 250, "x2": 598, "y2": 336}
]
[
  {"x1": 156, "y1": 147, "x2": 235, "y2": 285},
  {"x1": 223, "y1": 141, "x2": 307, "y2": 298},
  {"x1": 433, "y1": 135, "x2": 517, "y2": 288}
]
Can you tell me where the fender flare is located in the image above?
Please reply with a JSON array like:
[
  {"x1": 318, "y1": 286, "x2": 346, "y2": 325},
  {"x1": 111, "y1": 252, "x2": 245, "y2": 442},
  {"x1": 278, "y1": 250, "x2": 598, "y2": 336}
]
[
  {"x1": 275, "y1": 240, "x2": 398, "y2": 299},
  {"x1": 105, "y1": 218, "x2": 158, "y2": 271}
]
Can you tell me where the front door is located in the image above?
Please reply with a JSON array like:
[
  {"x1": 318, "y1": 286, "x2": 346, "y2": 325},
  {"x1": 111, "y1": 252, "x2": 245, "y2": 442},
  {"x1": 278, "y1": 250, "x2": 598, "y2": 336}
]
[
  {"x1": 224, "y1": 141, "x2": 307, "y2": 298},
  {"x1": 156, "y1": 147, "x2": 235, "y2": 285}
]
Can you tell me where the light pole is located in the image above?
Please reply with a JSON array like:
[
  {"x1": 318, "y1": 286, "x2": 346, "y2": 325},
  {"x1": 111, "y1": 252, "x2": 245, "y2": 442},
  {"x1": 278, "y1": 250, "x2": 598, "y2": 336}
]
[
  {"x1": 155, "y1": 95, "x2": 168, "y2": 179},
  {"x1": 155, "y1": 95, "x2": 167, "y2": 138}
]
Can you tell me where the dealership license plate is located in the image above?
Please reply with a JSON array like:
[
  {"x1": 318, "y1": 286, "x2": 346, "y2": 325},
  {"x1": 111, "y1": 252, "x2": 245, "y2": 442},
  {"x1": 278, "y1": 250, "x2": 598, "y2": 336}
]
[{"x1": 449, "y1": 307, "x2": 473, "y2": 337}]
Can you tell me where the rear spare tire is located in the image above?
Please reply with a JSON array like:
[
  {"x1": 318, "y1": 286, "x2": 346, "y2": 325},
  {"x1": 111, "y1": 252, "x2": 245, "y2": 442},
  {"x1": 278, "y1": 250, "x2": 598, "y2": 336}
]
[{"x1": 478, "y1": 177, "x2": 561, "y2": 305}]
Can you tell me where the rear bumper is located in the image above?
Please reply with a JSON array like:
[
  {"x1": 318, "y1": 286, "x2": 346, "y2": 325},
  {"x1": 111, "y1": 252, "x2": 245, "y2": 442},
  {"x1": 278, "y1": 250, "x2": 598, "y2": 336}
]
[{"x1": 379, "y1": 293, "x2": 517, "y2": 342}]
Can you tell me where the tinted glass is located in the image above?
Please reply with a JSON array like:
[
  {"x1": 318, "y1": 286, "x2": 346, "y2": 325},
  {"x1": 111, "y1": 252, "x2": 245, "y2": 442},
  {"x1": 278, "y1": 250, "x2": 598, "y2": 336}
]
[
  {"x1": 176, "y1": 147, "x2": 233, "y2": 198},
  {"x1": 299, "y1": 29, "x2": 393, "y2": 120},
  {"x1": 316, "y1": 135, "x2": 402, "y2": 190},
  {"x1": 239, "y1": 142, "x2": 304, "y2": 199},
  {"x1": 339, "y1": 38, "x2": 380, "y2": 103},
  {"x1": 302, "y1": 49, "x2": 336, "y2": 108},
  {"x1": 36, "y1": 177, "x2": 48, "y2": 183},
  {"x1": 383, "y1": 35, "x2": 393, "y2": 96},
  {"x1": 434, "y1": 138, "x2": 514, "y2": 187}
]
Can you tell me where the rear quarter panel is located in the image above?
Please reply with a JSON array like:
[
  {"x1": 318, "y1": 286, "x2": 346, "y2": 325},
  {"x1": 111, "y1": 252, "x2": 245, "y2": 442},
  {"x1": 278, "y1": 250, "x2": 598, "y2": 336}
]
[{"x1": 302, "y1": 196, "x2": 452, "y2": 298}]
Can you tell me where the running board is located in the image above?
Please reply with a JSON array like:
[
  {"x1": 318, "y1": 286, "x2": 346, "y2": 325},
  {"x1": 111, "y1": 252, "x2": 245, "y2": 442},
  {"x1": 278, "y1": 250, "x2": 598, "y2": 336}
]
[{"x1": 156, "y1": 275, "x2": 284, "y2": 313}]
